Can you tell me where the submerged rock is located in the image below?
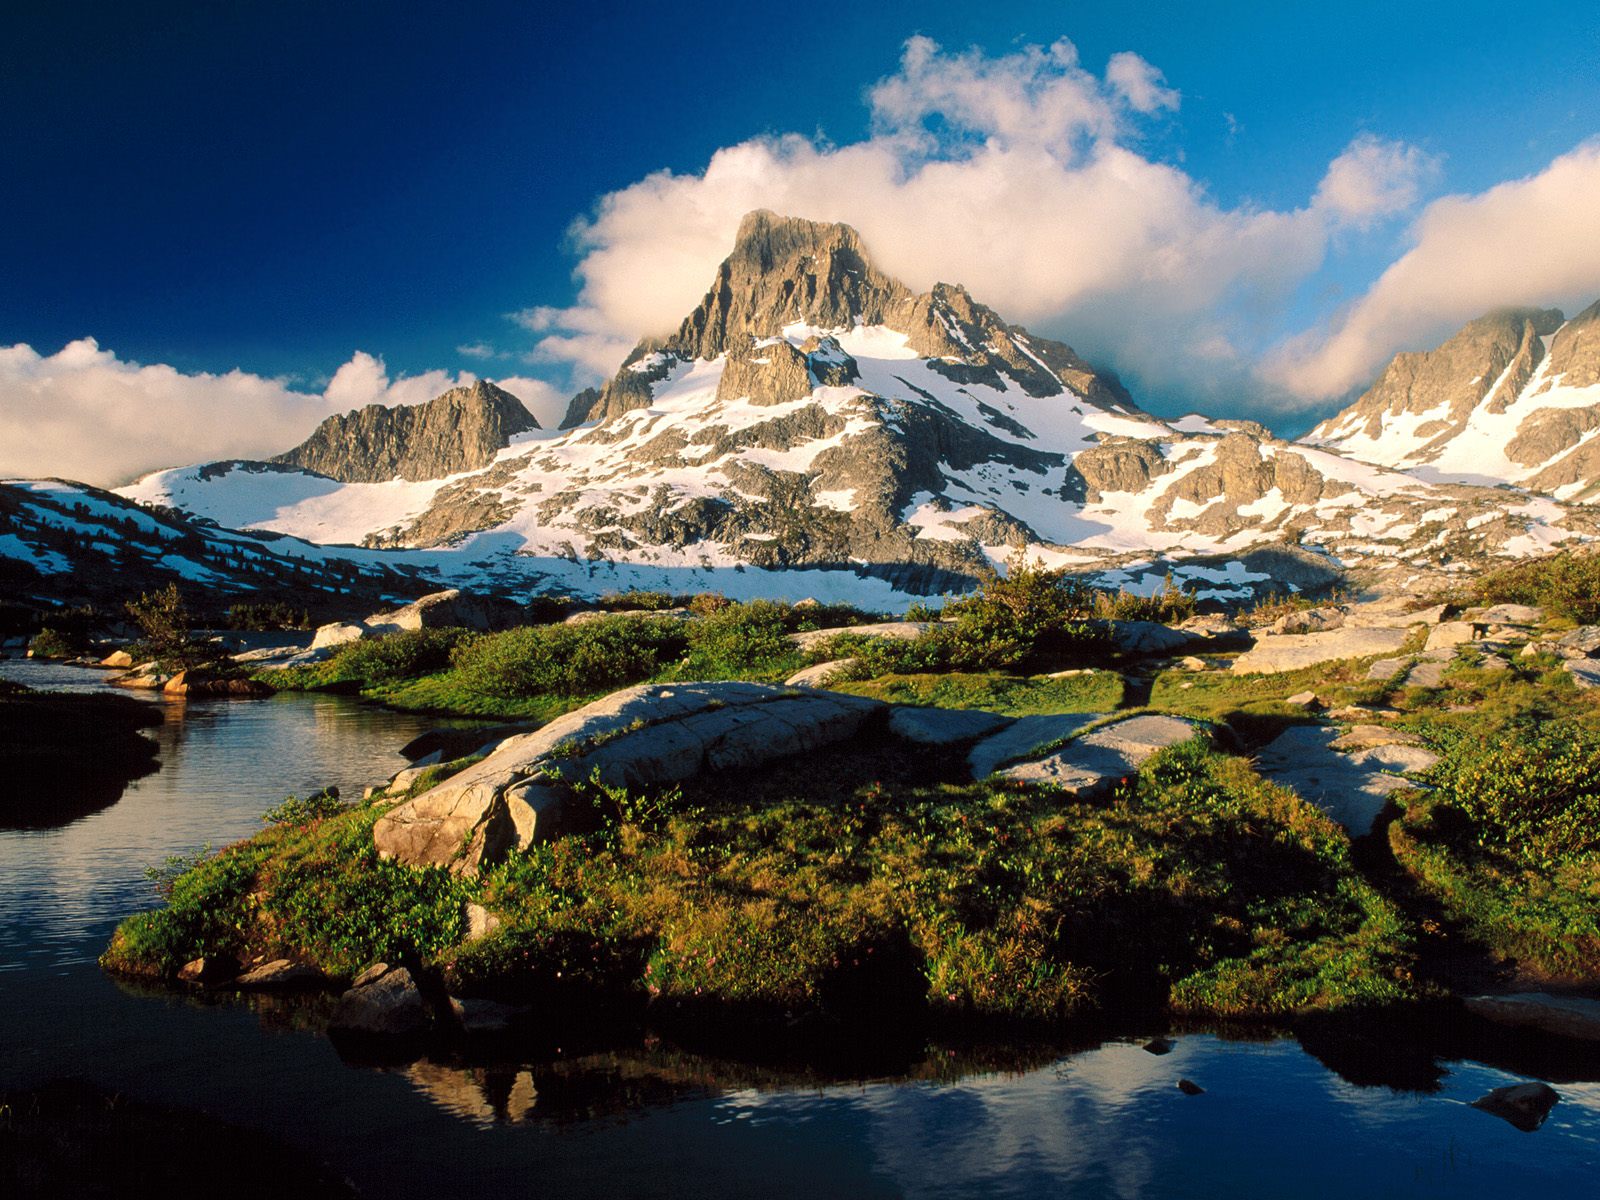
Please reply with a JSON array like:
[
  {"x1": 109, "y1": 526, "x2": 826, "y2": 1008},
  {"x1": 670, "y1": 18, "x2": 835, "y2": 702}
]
[
  {"x1": 1471, "y1": 1081, "x2": 1560, "y2": 1132},
  {"x1": 1464, "y1": 993, "x2": 1600, "y2": 1042}
]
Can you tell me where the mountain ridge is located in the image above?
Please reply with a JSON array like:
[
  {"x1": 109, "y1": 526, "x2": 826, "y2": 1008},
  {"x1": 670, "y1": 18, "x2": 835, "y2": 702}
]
[
  {"x1": 106, "y1": 211, "x2": 1598, "y2": 604},
  {"x1": 1309, "y1": 299, "x2": 1600, "y2": 498},
  {"x1": 275, "y1": 378, "x2": 539, "y2": 484}
]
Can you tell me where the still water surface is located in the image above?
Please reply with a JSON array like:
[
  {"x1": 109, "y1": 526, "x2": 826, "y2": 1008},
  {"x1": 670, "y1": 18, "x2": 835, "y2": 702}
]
[{"x1": 1, "y1": 657, "x2": 1596, "y2": 1198}]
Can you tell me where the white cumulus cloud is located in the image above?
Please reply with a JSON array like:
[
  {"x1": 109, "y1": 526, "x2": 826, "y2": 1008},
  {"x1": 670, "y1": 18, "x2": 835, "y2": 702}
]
[
  {"x1": 521, "y1": 36, "x2": 1434, "y2": 413},
  {"x1": 1269, "y1": 139, "x2": 1600, "y2": 400},
  {"x1": 0, "y1": 340, "x2": 553, "y2": 487}
]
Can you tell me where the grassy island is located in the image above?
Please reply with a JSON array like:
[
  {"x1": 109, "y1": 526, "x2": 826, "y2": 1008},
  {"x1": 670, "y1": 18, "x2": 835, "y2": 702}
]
[{"x1": 102, "y1": 555, "x2": 1600, "y2": 1044}]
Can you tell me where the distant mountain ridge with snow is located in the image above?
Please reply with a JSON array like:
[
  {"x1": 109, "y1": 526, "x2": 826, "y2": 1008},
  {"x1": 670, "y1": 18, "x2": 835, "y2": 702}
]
[
  {"x1": 100, "y1": 212, "x2": 1599, "y2": 604},
  {"x1": 1309, "y1": 300, "x2": 1600, "y2": 498}
]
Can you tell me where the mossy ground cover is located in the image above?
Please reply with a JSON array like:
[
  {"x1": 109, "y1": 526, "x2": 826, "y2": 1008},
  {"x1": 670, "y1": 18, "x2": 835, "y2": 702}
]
[
  {"x1": 832, "y1": 670, "x2": 1124, "y2": 715},
  {"x1": 1147, "y1": 657, "x2": 1396, "y2": 747},
  {"x1": 105, "y1": 736, "x2": 1417, "y2": 1028},
  {"x1": 1380, "y1": 662, "x2": 1600, "y2": 983}
]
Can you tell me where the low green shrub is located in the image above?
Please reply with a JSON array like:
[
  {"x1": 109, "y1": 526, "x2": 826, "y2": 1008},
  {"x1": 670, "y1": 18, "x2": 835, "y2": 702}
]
[
  {"x1": 328, "y1": 627, "x2": 477, "y2": 685},
  {"x1": 1475, "y1": 550, "x2": 1600, "y2": 624},
  {"x1": 682, "y1": 600, "x2": 797, "y2": 676},
  {"x1": 1420, "y1": 717, "x2": 1600, "y2": 870},
  {"x1": 262, "y1": 789, "x2": 347, "y2": 826},
  {"x1": 450, "y1": 616, "x2": 686, "y2": 698}
]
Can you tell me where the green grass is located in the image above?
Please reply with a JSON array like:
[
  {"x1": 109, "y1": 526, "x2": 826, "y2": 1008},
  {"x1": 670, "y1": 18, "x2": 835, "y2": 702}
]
[
  {"x1": 832, "y1": 670, "x2": 1124, "y2": 715},
  {"x1": 1148, "y1": 658, "x2": 1401, "y2": 747},
  {"x1": 1379, "y1": 669, "x2": 1600, "y2": 982},
  {"x1": 1473, "y1": 548, "x2": 1600, "y2": 624},
  {"x1": 103, "y1": 803, "x2": 470, "y2": 980},
  {"x1": 105, "y1": 738, "x2": 1418, "y2": 1025}
]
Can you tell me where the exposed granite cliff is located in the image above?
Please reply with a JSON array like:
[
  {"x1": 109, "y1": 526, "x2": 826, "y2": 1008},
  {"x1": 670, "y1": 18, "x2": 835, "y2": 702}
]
[
  {"x1": 1309, "y1": 299, "x2": 1600, "y2": 498},
  {"x1": 275, "y1": 380, "x2": 539, "y2": 483},
  {"x1": 561, "y1": 210, "x2": 1135, "y2": 427}
]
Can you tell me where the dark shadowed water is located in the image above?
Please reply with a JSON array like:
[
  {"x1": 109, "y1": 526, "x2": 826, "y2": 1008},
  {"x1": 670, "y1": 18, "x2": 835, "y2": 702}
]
[{"x1": 2, "y1": 657, "x2": 1597, "y2": 1198}]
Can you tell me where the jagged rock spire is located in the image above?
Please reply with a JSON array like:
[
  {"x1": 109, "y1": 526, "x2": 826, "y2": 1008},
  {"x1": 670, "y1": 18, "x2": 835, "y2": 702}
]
[{"x1": 561, "y1": 210, "x2": 1132, "y2": 427}]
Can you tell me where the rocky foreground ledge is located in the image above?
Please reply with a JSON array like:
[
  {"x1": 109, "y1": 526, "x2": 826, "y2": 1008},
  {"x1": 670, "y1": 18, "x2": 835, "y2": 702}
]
[{"x1": 371, "y1": 682, "x2": 1202, "y2": 876}]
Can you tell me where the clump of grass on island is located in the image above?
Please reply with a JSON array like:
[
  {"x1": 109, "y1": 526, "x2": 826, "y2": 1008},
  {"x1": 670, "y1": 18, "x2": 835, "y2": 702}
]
[{"x1": 102, "y1": 736, "x2": 1419, "y2": 1026}]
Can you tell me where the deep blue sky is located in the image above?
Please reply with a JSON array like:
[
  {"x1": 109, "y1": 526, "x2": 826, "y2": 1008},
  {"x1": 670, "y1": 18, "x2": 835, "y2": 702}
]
[{"x1": 4, "y1": 0, "x2": 1598, "y2": 397}]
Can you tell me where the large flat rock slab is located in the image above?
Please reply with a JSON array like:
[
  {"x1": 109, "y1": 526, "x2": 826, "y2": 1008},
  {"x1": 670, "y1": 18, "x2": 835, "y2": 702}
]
[
  {"x1": 968, "y1": 713, "x2": 1104, "y2": 780},
  {"x1": 1464, "y1": 993, "x2": 1600, "y2": 1042},
  {"x1": 888, "y1": 706, "x2": 1013, "y2": 746},
  {"x1": 1254, "y1": 724, "x2": 1437, "y2": 835},
  {"x1": 1565, "y1": 659, "x2": 1600, "y2": 689},
  {"x1": 375, "y1": 682, "x2": 884, "y2": 873},
  {"x1": 788, "y1": 622, "x2": 934, "y2": 652},
  {"x1": 996, "y1": 715, "x2": 1200, "y2": 796},
  {"x1": 1231, "y1": 627, "x2": 1411, "y2": 675}
]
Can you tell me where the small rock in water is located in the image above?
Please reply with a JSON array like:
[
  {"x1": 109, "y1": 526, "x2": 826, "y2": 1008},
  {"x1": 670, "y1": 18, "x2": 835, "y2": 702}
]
[
  {"x1": 1177, "y1": 1078, "x2": 1205, "y2": 1096},
  {"x1": 177, "y1": 955, "x2": 239, "y2": 985},
  {"x1": 450, "y1": 996, "x2": 518, "y2": 1036},
  {"x1": 329, "y1": 966, "x2": 431, "y2": 1037},
  {"x1": 1142, "y1": 1037, "x2": 1174, "y2": 1056},
  {"x1": 235, "y1": 959, "x2": 326, "y2": 990},
  {"x1": 1471, "y1": 1082, "x2": 1559, "y2": 1132}
]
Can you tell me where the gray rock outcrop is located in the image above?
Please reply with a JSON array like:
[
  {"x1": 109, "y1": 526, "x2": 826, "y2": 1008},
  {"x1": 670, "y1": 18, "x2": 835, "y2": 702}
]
[
  {"x1": 1230, "y1": 627, "x2": 1412, "y2": 675},
  {"x1": 275, "y1": 379, "x2": 539, "y2": 483},
  {"x1": 995, "y1": 715, "x2": 1199, "y2": 795},
  {"x1": 1254, "y1": 724, "x2": 1438, "y2": 834},
  {"x1": 373, "y1": 682, "x2": 884, "y2": 873},
  {"x1": 329, "y1": 966, "x2": 431, "y2": 1036},
  {"x1": 968, "y1": 713, "x2": 1105, "y2": 779}
]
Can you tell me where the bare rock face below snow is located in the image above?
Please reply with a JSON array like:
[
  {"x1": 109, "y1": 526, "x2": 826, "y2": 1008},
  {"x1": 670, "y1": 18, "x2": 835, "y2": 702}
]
[
  {"x1": 275, "y1": 380, "x2": 539, "y2": 483},
  {"x1": 374, "y1": 683, "x2": 885, "y2": 873},
  {"x1": 1310, "y1": 308, "x2": 1563, "y2": 461},
  {"x1": 1309, "y1": 299, "x2": 1600, "y2": 501},
  {"x1": 1230, "y1": 627, "x2": 1412, "y2": 675}
]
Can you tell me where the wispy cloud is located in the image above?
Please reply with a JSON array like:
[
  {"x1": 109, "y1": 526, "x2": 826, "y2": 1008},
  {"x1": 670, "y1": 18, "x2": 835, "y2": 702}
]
[{"x1": 1268, "y1": 139, "x2": 1600, "y2": 399}]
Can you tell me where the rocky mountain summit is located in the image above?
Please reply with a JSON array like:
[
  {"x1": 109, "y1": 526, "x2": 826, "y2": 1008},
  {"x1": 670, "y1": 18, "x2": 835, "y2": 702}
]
[
  {"x1": 274, "y1": 379, "x2": 539, "y2": 483},
  {"x1": 114, "y1": 213, "x2": 1597, "y2": 603},
  {"x1": 1310, "y1": 300, "x2": 1600, "y2": 498}
]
